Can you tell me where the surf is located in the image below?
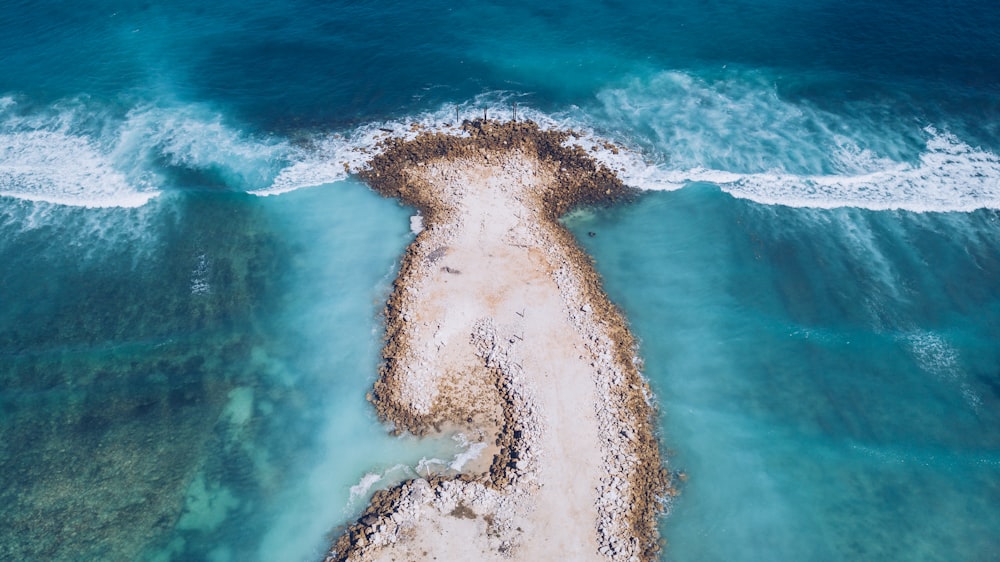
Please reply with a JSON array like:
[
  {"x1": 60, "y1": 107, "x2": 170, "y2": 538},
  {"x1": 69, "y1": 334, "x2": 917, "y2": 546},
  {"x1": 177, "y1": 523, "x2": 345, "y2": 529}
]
[{"x1": 7, "y1": 73, "x2": 1000, "y2": 216}]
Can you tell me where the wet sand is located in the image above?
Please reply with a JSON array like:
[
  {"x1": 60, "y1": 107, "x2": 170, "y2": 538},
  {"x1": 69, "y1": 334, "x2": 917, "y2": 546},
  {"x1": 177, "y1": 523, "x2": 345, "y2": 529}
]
[{"x1": 324, "y1": 120, "x2": 671, "y2": 562}]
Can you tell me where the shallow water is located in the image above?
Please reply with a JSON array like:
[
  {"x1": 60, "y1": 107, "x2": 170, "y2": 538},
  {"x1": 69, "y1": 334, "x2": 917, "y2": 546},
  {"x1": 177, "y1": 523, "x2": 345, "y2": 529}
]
[{"x1": 0, "y1": 185, "x2": 467, "y2": 561}]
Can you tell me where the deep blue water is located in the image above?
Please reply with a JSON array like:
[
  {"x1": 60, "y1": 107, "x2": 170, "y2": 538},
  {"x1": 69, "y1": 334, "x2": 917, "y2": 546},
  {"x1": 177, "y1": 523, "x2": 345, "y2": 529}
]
[{"x1": 1, "y1": 0, "x2": 999, "y2": 560}]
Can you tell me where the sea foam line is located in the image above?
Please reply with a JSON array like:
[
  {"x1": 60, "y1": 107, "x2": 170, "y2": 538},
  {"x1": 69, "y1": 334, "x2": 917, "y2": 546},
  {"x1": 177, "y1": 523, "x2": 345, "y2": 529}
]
[
  {"x1": 256, "y1": 88, "x2": 1000, "y2": 214},
  {"x1": 6, "y1": 81, "x2": 1000, "y2": 214},
  {"x1": 0, "y1": 129, "x2": 158, "y2": 208},
  {"x1": 0, "y1": 97, "x2": 292, "y2": 208},
  {"x1": 704, "y1": 127, "x2": 1000, "y2": 212},
  {"x1": 579, "y1": 71, "x2": 1000, "y2": 212}
]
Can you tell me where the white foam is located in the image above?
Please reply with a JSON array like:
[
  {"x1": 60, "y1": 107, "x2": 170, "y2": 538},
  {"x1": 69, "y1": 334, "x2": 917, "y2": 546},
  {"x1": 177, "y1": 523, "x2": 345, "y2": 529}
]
[
  {"x1": 343, "y1": 435, "x2": 486, "y2": 506},
  {"x1": 580, "y1": 71, "x2": 1000, "y2": 212},
  {"x1": 114, "y1": 104, "x2": 290, "y2": 191},
  {"x1": 448, "y1": 436, "x2": 487, "y2": 472},
  {"x1": 210, "y1": 94, "x2": 1000, "y2": 213},
  {"x1": 586, "y1": 126, "x2": 1000, "y2": 212},
  {"x1": 0, "y1": 129, "x2": 158, "y2": 208},
  {"x1": 294, "y1": 84, "x2": 1000, "y2": 214},
  {"x1": 249, "y1": 134, "x2": 361, "y2": 197},
  {"x1": 250, "y1": 103, "x2": 477, "y2": 197},
  {"x1": 246, "y1": 93, "x2": 666, "y2": 198},
  {"x1": 709, "y1": 128, "x2": 1000, "y2": 212},
  {"x1": 348, "y1": 472, "x2": 386, "y2": 504},
  {"x1": 12, "y1": 77, "x2": 995, "y2": 214},
  {"x1": 346, "y1": 463, "x2": 421, "y2": 508},
  {"x1": 415, "y1": 456, "x2": 451, "y2": 475},
  {"x1": 0, "y1": 98, "x2": 294, "y2": 208},
  {"x1": 409, "y1": 213, "x2": 424, "y2": 234},
  {"x1": 904, "y1": 331, "x2": 981, "y2": 411},
  {"x1": 540, "y1": 72, "x2": 1000, "y2": 212}
]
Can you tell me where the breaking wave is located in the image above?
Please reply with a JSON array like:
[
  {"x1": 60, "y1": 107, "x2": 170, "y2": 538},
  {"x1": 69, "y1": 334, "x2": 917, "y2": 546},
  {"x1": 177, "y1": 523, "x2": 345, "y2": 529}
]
[
  {"x1": 0, "y1": 97, "x2": 290, "y2": 207},
  {"x1": 6, "y1": 72, "x2": 1000, "y2": 214},
  {"x1": 253, "y1": 79, "x2": 1000, "y2": 213},
  {"x1": 579, "y1": 71, "x2": 1000, "y2": 212}
]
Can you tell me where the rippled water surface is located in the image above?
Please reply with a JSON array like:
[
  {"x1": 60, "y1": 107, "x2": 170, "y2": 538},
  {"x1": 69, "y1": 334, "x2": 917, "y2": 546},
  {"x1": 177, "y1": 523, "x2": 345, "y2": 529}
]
[{"x1": 2, "y1": 0, "x2": 999, "y2": 559}]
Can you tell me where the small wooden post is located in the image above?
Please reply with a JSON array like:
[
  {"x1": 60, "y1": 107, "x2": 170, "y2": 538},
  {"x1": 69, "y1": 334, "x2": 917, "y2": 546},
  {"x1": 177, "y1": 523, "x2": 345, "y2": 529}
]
[
  {"x1": 512, "y1": 102, "x2": 517, "y2": 122},
  {"x1": 483, "y1": 107, "x2": 487, "y2": 121}
]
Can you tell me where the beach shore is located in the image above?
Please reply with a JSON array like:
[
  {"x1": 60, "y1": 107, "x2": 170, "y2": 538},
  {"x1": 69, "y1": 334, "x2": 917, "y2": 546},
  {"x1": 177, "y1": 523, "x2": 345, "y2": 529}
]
[{"x1": 325, "y1": 120, "x2": 671, "y2": 562}]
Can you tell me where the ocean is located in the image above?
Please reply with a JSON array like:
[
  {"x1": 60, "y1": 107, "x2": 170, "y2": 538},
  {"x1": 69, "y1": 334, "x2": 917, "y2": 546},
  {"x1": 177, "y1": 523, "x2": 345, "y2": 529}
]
[{"x1": 1, "y1": 1, "x2": 999, "y2": 560}]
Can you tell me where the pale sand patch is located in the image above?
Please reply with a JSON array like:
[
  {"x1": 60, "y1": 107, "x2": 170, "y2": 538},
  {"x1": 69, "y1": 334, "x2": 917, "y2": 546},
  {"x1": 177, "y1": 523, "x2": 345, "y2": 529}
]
[
  {"x1": 370, "y1": 156, "x2": 604, "y2": 560},
  {"x1": 326, "y1": 121, "x2": 669, "y2": 562}
]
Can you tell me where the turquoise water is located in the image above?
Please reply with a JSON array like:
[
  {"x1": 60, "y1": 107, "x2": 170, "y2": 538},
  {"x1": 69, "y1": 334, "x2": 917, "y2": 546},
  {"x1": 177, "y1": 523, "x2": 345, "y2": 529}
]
[
  {"x1": 2, "y1": 0, "x2": 999, "y2": 560},
  {"x1": 0, "y1": 186, "x2": 465, "y2": 560},
  {"x1": 567, "y1": 189, "x2": 1000, "y2": 560}
]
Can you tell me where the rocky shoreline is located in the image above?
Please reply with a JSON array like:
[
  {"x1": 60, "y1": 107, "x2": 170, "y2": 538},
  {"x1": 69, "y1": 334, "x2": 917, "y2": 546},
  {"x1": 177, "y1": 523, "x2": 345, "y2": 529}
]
[{"x1": 324, "y1": 120, "x2": 672, "y2": 562}]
